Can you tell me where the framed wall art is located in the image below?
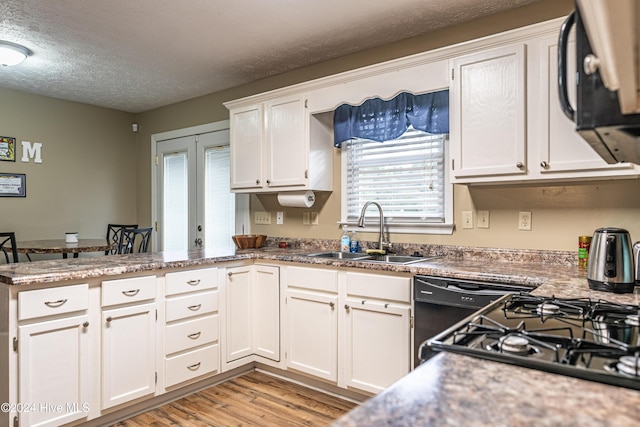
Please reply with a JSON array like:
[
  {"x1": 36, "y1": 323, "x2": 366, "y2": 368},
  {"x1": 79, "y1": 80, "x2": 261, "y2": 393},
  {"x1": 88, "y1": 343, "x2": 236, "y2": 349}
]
[
  {"x1": 0, "y1": 173, "x2": 26, "y2": 197},
  {"x1": 0, "y1": 137, "x2": 16, "y2": 162}
]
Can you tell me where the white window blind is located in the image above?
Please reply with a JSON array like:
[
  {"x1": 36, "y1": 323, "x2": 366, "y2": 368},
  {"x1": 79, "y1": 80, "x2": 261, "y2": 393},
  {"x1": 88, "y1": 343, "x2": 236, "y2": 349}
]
[
  {"x1": 204, "y1": 145, "x2": 235, "y2": 249},
  {"x1": 344, "y1": 127, "x2": 446, "y2": 225}
]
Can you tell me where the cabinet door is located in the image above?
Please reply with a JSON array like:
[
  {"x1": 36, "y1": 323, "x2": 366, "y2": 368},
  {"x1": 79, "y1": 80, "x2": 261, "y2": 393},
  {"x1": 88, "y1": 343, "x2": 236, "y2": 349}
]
[
  {"x1": 225, "y1": 266, "x2": 253, "y2": 362},
  {"x1": 253, "y1": 265, "x2": 280, "y2": 361},
  {"x1": 343, "y1": 299, "x2": 410, "y2": 394},
  {"x1": 537, "y1": 34, "x2": 637, "y2": 177},
  {"x1": 265, "y1": 94, "x2": 308, "y2": 188},
  {"x1": 286, "y1": 289, "x2": 338, "y2": 382},
  {"x1": 450, "y1": 44, "x2": 527, "y2": 180},
  {"x1": 230, "y1": 103, "x2": 264, "y2": 189},
  {"x1": 18, "y1": 314, "x2": 90, "y2": 427},
  {"x1": 102, "y1": 302, "x2": 156, "y2": 409}
]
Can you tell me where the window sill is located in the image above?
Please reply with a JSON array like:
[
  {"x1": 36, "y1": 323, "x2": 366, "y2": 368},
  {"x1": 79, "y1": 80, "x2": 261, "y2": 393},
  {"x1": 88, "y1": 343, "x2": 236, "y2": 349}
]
[{"x1": 340, "y1": 222, "x2": 454, "y2": 235}]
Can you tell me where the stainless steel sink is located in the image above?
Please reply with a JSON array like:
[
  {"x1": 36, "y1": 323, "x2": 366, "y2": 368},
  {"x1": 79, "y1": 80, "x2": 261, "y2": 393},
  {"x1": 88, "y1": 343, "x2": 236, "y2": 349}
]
[
  {"x1": 306, "y1": 251, "x2": 373, "y2": 260},
  {"x1": 306, "y1": 251, "x2": 437, "y2": 264},
  {"x1": 364, "y1": 254, "x2": 436, "y2": 265}
]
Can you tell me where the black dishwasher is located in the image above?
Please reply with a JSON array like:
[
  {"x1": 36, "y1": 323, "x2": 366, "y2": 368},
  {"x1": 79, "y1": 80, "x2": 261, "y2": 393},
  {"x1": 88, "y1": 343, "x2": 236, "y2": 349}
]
[{"x1": 413, "y1": 275, "x2": 533, "y2": 367}]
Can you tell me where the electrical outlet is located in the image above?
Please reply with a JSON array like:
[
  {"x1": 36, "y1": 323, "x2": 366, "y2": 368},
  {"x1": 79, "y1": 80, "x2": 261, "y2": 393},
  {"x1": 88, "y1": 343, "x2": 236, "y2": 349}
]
[
  {"x1": 255, "y1": 211, "x2": 271, "y2": 225},
  {"x1": 310, "y1": 212, "x2": 319, "y2": 225},
  {"x1": 477, "y1": 210, "x2": 490, "y2": 229},
  {"x1": 276, "y1": 211, "x2": 284, "y2": 225},
  {"x1": 462, "y1": 211, "x2": 473, "y2": 229},
  {"x1": 519, "y1": 211, "x2": 532, "y2": 231},
  {"x1": 302, "y1": 212, "x2": 310, "y2": 225}
]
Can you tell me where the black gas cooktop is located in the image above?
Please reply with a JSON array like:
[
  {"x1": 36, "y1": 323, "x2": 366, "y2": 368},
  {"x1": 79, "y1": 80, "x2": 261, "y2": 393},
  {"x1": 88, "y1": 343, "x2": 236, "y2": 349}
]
[{"x1": 423, "y1": 293, "x2": 640, "y2": 390}]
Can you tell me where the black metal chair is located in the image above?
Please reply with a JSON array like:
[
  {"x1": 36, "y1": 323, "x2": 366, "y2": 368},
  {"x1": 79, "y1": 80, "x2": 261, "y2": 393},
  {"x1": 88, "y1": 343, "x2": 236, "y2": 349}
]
[
  {"x1": 118, "y1": 227, "x2": 152, "y2": 254},
  {"x1": 106, "y1": 223, "x2": 138, "y2": 255},
  {"x1": 0, "y1": 232, "x2": 19, "y2": 263}
]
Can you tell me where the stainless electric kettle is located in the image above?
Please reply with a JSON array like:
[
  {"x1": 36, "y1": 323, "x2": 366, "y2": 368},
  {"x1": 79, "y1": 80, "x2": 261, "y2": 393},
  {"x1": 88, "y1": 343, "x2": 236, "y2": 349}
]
[{"x1": 587, "y1": 228, "x2": 635, "y2": 293}]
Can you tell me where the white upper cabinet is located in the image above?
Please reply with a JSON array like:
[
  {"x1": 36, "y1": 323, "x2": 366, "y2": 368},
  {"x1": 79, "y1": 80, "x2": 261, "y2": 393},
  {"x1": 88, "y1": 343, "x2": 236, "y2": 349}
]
[
  {"x1": 228, "y1": 93, "x2": 333, "y2": 193},
  {"x1": 229, "y1": 103, "x2": 264, "y2": 190},
  {"x1": 533, "y1": 34, "x2": 637, "y2": 179},
  {"x1": 449, "y1": 44, "x2": 527, "y2": 180},
  {"x1": 265, "y1": 94, "x2": 308, "y2": 188},
  {"x1": 450, "y1": 20, "x2": 640, "y2": 184}
]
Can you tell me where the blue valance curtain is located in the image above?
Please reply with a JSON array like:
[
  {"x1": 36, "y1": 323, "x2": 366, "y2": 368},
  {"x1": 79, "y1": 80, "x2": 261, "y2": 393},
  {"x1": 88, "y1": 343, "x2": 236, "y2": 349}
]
[{"x1": 333, "y1": 90, "x2": 449, "y2": 147}]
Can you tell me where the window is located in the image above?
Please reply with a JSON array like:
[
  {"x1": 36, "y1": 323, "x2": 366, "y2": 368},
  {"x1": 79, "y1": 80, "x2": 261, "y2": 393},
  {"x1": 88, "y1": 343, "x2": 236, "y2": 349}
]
[{"x1": 341, "y1": 127, "x2": 453, "y2": 234}]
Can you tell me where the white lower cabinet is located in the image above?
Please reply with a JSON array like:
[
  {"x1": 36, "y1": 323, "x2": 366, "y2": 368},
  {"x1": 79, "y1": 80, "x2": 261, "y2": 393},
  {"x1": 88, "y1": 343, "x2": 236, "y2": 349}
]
[
  {"x1": 164, "y1": 267, "x2": 220, "y2": 388},
  {"x1": 343, "y1": 272, "x2": 412, "y2": 394},
  {"x1": 343, "y1": 299, "x2": 410, "y2": 394},
  {"x1": 101, "y1": 276, "x2": 157, "y2": 409},
  {"x1": 17, "y1": 284, "x2": 90, "y2": 427},
  {"x1": 9, "y1": 262, "x2": 411, "y2": 427},
  {"x1": 285, "y1": 267, "x2": 412, "y2": 394},
  {"x1": 225, "y1": 265, "x2": 253, "y2": 362},
  {"x1": 18, "y1": 314, "x2": 90, "y2": 427},
  {"x1": 224, "y1": 264, "x2": 280, "y2": 366},
  {"x1": 253, "y1": 265, "x2": 280, "y2": 360},
  {"x1": 286, "y1": 288, "x2": 338, "y2": 381}
]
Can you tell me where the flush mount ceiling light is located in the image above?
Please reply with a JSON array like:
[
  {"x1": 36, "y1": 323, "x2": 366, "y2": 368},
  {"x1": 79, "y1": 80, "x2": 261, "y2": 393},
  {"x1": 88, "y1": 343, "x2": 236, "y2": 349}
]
[{"x1": 0, "y1": 41, "x2": 32, "y2": 66}]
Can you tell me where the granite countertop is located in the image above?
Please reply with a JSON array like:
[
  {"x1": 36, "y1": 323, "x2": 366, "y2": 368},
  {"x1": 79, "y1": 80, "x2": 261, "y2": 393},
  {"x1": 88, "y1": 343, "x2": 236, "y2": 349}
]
[
  {"x1": 0, "y1": 244, "x2": 585, "y2": 289},
  {"x1": 333, "y1": 353, "x2": 640, "y2": 427},
  {"x1": 2, "y1": 243, "x2": 640, "y2": 426}
]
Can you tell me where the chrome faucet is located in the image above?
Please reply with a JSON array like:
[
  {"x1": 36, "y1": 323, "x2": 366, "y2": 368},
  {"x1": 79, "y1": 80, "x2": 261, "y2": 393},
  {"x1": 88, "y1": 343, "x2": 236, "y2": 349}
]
[{"x1": 357, "y1": 201, "x2": 390, "y2": 252}]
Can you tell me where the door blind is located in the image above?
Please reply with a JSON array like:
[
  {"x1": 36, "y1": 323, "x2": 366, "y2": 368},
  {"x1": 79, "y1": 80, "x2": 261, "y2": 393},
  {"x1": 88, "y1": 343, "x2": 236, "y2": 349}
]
[{"x1": 345, "y1": 127, "x2": 446, "y2": 224}]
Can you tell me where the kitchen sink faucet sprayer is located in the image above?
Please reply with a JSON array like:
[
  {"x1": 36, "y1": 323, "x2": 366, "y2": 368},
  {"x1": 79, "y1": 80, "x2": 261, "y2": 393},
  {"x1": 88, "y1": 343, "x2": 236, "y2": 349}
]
[{"x1": 357, "y1": 201, "x2": 391, "y2": 252}]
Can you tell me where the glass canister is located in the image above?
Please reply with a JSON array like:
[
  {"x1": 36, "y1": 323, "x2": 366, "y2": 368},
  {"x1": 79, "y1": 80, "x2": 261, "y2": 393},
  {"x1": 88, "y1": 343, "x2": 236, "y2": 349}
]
[{"x1": 578, "y1": 235, "x2": 592, "y2": 269}]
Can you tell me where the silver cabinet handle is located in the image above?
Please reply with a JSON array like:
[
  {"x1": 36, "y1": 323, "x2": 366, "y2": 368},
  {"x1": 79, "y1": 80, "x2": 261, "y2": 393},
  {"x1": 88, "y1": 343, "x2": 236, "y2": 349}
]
[
  {"x1": 344, "y1": 304, "x2": 350, "y2": 312},
  {"x1": 122, "y1": 289, "x2": 140, "y2": 296},
  {"x1": 540, "y1": 161, "x2": 549, "y2": 168},
  {"x1": 584, "y1": 54, "x2": 600, "y2": 75},
  {"x1": 516, "y1": 162, "x2": 524, "y2": 169},
  {"x1": 187, "y1": 279, "x2": 201, "y2": 286},
  {"x1": 187, "y1": 304, "x2": 202, "y2": 311},
  {"x1": 227, "y1": 272, "x2": 233, "y2": 277},
  {"x1": 187, "y1": 362, "x2": 201, "y2": 371},
  {"x1": 329, "y1": 302, "x2": 335, "y2": 308},
  {"x1": 266, "y1": 179, "x2": 271, "y2": 185},
  {"x1": 83, "y1": 321, "x2": 89, "y2": 328},
  {"x1": 44, "y1": 299, "x2": 67, "y2": 308},
  {"x1": 106, "y1": 316, "x2": 113, "y2": 323},
  {"x1": 188, "y1": 332, "x2": 202, "y2": 339},
  {"x1": 256, "y1": 179, "x2": 260, "y2": 185}
]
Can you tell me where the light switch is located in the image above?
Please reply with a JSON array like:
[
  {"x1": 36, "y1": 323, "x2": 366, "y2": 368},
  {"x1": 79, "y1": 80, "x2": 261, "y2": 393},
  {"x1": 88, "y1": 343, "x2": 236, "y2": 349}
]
[
  {"x1": 462, "y1": 211, "x2": 473, "y2": 229},
  {"x1": 255, "y1": 211, "x2": 271, "y2": 225}
]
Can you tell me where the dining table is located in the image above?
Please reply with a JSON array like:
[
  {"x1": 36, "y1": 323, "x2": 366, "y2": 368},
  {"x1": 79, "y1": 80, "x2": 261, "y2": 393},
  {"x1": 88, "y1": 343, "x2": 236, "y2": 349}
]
[{"x1": 15, "y1": 239, "x2": 115, "y2": 259}]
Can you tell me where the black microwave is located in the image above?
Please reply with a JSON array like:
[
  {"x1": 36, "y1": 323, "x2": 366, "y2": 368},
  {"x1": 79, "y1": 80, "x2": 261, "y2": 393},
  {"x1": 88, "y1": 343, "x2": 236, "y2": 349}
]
[{"x1": 558, "y1": 6, "x2": 640, "y2": 165}]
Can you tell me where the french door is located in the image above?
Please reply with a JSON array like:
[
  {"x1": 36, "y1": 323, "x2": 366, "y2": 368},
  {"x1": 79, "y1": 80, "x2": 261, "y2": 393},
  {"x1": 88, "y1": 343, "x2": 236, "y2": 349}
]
[{"x1": 156, "y1": 129, "x2": 239, "y2": 251}]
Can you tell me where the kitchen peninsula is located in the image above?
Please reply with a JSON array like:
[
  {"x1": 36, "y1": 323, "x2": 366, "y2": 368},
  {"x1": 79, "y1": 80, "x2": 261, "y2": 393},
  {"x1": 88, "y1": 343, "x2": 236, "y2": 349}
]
[{"x1": 1, "y1": 244, "x2": 639, "y2": 426}]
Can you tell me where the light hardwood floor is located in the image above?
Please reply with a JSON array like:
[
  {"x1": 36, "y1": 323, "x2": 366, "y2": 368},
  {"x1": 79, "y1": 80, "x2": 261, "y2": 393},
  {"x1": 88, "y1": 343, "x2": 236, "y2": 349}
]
[{"x1": 112, "y1": 371, "x2": 358, "y2": 426}]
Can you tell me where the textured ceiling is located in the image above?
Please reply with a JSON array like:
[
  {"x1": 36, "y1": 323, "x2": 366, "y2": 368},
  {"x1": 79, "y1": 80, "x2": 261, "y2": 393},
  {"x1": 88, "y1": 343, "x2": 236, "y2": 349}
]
[{"x1": 0, "y1": 0, "x2": 542, "y2": 113}]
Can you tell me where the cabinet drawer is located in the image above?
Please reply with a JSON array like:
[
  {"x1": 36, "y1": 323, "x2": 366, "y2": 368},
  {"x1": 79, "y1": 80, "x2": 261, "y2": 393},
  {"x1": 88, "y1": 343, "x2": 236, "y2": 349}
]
[
  {"x1": 18, "y1": 284, "x2": 89, "y2": 321},
  {"x1": 165, "y1": 314, "x2": 219, "y2": 355},
  {"x1": 165, "y1": 268, "x2": 218, "y2": 296},
  {"x1": 102, "y1": 275, "x2": 157, "y2": 307},
  {"x1": 346, "y1": 272, "x2": 411, "y2": 302},
  {"x1": 165, "y1": 344, "x2": 219, "y2": 388},
  {"x1": 287, "y1": 266, "x2": 338, "y2": 293},
  {"x1": 165, "y1": 290, "x2": 218, "y2": 322}
]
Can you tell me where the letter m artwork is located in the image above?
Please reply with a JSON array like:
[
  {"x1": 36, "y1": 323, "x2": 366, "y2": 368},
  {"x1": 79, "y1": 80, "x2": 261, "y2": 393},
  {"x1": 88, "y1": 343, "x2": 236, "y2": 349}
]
[{"x1": 21, "y1": 141, "x2": 42, "y2": 163}]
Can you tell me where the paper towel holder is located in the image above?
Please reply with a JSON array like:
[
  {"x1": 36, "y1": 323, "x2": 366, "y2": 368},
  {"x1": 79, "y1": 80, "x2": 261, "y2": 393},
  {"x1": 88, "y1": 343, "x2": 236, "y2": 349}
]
[{"x1": 277, "y1": 190, "x2": 315, "y2": 208}]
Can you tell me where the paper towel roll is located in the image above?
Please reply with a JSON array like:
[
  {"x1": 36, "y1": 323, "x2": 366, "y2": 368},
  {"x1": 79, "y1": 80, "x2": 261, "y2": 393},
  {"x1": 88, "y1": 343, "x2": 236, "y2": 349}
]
[{"x1": 277, "y1": 191, "x2": 315, "y2": 208}]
